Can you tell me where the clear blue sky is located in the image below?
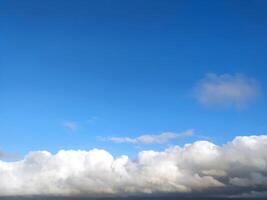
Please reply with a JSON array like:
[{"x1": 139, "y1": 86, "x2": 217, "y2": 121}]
[{"x1": 1, "y1": 0, "x2": 267, "y2": 158}]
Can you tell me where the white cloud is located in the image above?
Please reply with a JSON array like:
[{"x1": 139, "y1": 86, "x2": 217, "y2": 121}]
[
  {"x1": 108, "y1": 129, "x2": 194, "y2": 144},
  {"x1": 194, "y1": 73, "x2": 260, "y2": 108},
  {"x1": 1, "y1": 135, "x2": 267, "y2": 196},
  {"x1": 63, "y1": 121, "x2": 78, "y2": 132}
]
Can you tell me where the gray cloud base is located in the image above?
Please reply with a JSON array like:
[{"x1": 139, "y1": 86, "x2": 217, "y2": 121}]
[{"x1": 0, "y1": 135, "x2": 267, "y2": 197}]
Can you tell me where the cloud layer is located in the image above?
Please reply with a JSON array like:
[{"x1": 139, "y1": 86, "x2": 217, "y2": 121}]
[
  {"x1": 1, "y1": 135, "x2": 267, "y2": 197},
  {"x1": 107, "y1": 130, "x2": 194, "y2": 144},
  {"x1": 194, "y1": 73, "x2": 260, "y2": 108}
]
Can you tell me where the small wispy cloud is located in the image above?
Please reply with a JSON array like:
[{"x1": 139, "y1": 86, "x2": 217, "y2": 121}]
[
  {"x1": 107, "y1": 129, "x2": 194, "y2": 144},
  {"x1": 87, "y1": 116, "x2": 99, "y2": 123},
  {"x1": 62, "y1": 121, "x2": 78, "y2": 132},
  {"x1": 0, "y1": 150, "x2": 19, "y2": 161},
  {"x1": 0, "y1": 150, "x2": 6, "y2": 158},
  {"x1": 193, "y1": 73, "x2": 260, "y2": 108}
]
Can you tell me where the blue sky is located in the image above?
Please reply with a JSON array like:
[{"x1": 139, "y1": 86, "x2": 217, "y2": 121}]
[{"x1": 1, "y1": 0, "x2": 267, "y2": 158}]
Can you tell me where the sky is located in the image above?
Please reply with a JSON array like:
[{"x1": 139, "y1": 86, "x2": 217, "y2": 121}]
[{"x1": 1, "y1": 0, "x2": 267, "y2": 197}]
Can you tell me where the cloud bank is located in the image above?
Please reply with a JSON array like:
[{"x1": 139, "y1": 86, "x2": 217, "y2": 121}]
[
  {"x1": 194, "y1": 73, "x2": 260, "y2": 108},
  {"x1": 0, "y1": 135, "x2": 267, "y2": 197},
  {"x1": 107, "y1": 130, "x2": 194, "y2": 144}
]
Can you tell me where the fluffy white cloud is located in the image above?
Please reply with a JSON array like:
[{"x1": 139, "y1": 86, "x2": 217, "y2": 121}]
[
  {"x1": 108, "y1": 130, "x2": 194, "y2": 144},
  {"x1": 0, "y1": 135, "x2": 267, "y2": 197},
  {"x1": 194, "y1": 73, "x2": 260, "y2": 108}
]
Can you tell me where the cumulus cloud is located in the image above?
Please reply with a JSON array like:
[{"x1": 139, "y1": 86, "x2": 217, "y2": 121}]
[
  {"x1": 62, "y1": 121, "x2": 78, "y2": 132},
  {"x1": 0, "y1": 135, "x2": 267, "y2": 197},
  {"x1": 107, "y1": 130, "x2": 194, "y2": 144},
  {"x1": 194, "y1": 73, "x2": 260, "y2": 108}
]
